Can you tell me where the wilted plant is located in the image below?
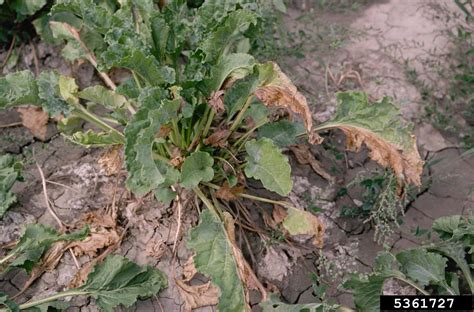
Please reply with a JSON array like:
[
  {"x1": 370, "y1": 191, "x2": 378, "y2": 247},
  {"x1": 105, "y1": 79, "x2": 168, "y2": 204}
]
[{"x1": 0, "y1": 0, "x2": 424, "y2": 310}]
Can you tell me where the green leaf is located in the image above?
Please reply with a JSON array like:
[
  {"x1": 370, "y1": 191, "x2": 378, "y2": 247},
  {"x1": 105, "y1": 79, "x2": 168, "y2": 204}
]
[
  {"x1": 76, "y1": 255, "x2": 167, "y2": 312},
  {"x1": 432, "y1": 215, "x2": 474, "y2": 246},
  {"x1": 396, "y1": 249, "x2": 448, "y2": 288},
  {"x1": 180, "y1": 151, "x2": 214, "y2": 189},
  {"x1": 224, "y1": 68, "x2": 260, "y2": 120},
  {"x1": 187, "y1": 210, "x2": 246, "y2": 312},
  {"x1": 37, "y1": 71, "x2": 72, "y2": 116},
  {"x1": 0, "y1": 292, "x2": 19, "y2": 312},
  {"x1": 243, "y1": 102, "x2": 269, "y2": 126},
  {"x1": 272, "y1": 0, "x2": 287, "y2": 13},
  {"x1": 101, "y1": 47, "x2": 175, "y2": 86},
  {"x1": 281, "y1": 207, "x2": 324, "y2": 247},
  {"x1": 66, "y1": 130, "x2": 124, "y2": 147},
  {"x1": 432, "y1": 215, "x2": 462, "y2": 239},
  {"x1": 78, "y1": 85, "x2": 127, "y2": 110},
  {"x1": 258, "y1": 120, "x2": 304, "y2": 147},
  {"x1": 0, "y1": 70, "x2": 39, "y2": 109},
  {"x1": 199, "y1": 9, "x2": 258, "y2": 63},
  {"x1": 206, "y1": 53, "x2": 255, "y2": 93},
  {"x1": 8, "y1": 224, "x2": 89, "y2": 274},
  {"x1": 244, "y1": 138, "x2": 292, "y2": 196},
  {"x1": 9, "y1": 0, "x2": 46, "y2": 16},
  {"x1": 260, "y1": 294, "x2": 326, "y2": 312},
  {"x1": 315, "y1": 91, "x2": 423, "y2": 186},
  {"x1": 0, "y1": 154, "x2": 22, "y2": 218},
  {"x1": 125, "y1": 94, "x2": 180, "y2": 196},
  {"x1": 343, "y1": 274, "x2": 386, "y2": 312}
]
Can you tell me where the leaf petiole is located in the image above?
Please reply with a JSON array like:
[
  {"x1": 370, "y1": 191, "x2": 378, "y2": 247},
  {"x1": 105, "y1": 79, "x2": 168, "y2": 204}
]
[{"x1": 18, "y1": 290, "x2": 88, "y2": 310}]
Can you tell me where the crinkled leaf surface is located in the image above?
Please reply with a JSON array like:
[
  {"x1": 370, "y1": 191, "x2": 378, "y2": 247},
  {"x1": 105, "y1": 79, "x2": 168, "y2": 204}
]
[
  {"x1": 432, "y1": 215, "x2": 474, "y2": 246},
  {"x1": 343, "y1": 274, "x2": 386, "y2": 312},
  {"x1": 37, "y1": 71, "x2": 72, "y2": 116},
  {"x1": 199, "y1": 9, "x2": 258, "y2": 63},
  {"x1": 9, "y1": 0, "x2": 46, "y2": 16},
  {"x1": 0, "y1": 154, "x2": 22, "y2": 218},
  {"x1": 258, "y1": 120, "x2": 304, "y2": 148},
  {"x1": 125, "y1": 94, "x2": 180, "y2": 196},
  {"x1": 78, "y1": 85, "x2": 127, "y2": 110},
  {"x1": 76, "y1": 255, "x2": 167, "y2": 312},
  {"x1": 67, "y1": 130, "x2": 124, "y2": 147},
  {"x1": 396, "y1": 249, "x2": 447, "y2": 288},
  {"x1": 0, "y1": 70, "x2": 39, "y2": 109},
  {"x1": 8, "y1": 224, "x2": 89, "y2": 273},
  {"x1": 180, "y1": 151, "x2": 214, "y2": 189},
  {"x1": 244, "y1": 138, "x2": 292, "y2": 196},
  {"x1": 187, "y1": 210, "x2": 246, "y2": 312},
  {"x1": 315, "y1": 92, "x2": 423, "y2": 186}
]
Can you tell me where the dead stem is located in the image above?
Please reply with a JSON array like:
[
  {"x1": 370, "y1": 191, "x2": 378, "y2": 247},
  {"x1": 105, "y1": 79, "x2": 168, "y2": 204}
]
[
  {"x1": 171, "y1": 186, "x2": 182, "y2": 256},
  {"x1": 1, "y1": 34, "x2": 16, "y2": 68},
  {"x1": 0, "y1": 122, "x2": 22, "y2": 128}
]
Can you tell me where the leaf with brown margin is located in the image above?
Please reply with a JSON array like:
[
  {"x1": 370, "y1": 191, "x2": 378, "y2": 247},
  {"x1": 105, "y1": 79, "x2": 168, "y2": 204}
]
[
  {"x1": 314, "y1": 92, "x2": 423, "y2": 188},
  {"x1": 289, "y1": 144, "x2": 335, "y2": 183},
  {"x1": 17, "y1": 106, "x2": 49, "y2": 140},
  {"x1": 274, "y1": 206, "x2": 325, "y2": 248},
  {"x1": 255, "y1": 62, "x2": 321, "y2": 144},
  {"x1": 176, "y1": 280, "x2": 220, "y2": 311},
  {"x1": 215, "y1": 181, "x2": 244, "y2": 201},
  {"x1": 204, "y1": 129, "x2": 231, "y2": 147}
]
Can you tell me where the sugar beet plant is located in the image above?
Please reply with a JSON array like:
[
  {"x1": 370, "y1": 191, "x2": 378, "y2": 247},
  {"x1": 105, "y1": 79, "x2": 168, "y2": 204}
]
[{"x1": 0, "y1": 0, "x2": 424, "y2": 310}]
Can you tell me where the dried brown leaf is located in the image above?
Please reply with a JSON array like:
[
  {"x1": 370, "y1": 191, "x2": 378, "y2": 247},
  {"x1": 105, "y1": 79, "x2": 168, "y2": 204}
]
[
  {"x1": 289, "y1": 144, "x2": 335, "y2": 183},
  {"x1": 215, "y1": 181, "x2": 244, "y2": 201},
  {"x1": 272, "y1": 205, "x2": 288, "y2": 224},
  {"x1": 255, "y1": 62, "x2": 321, "y2": 144},
  {"x1": 176, "y1": 280, "x2": 220, "y2": 311},
  {"x1": 204, "y1": 129, "x2": 231, "y2": 147},
  {"x1": 69, "y1": 230, "x2": 120, "y2": 257},
  {"x1": 223, "y1": 212, "x2": 267, "y2": 302},
  {"x1": 156, "y1": 124, "x2": 172, "y2": 138},
  {"x1": 209, "y1": 90, "x2": 225, "y2": 113},
  {"x1": 17, "y1": 106, "x2": 49, "y2": 140},
  {"x1": 98, "y1": 146, "x2": 122, "y2": 176},
  {"x1": 146, "y1": 239, "x2": 167, "y2": 259}
]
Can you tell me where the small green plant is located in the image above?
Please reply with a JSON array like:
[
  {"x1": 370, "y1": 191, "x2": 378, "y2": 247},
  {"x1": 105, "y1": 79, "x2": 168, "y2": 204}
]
[
  {"x1": 0, "y1": 154, "x2": 23, "y2": 217},
  {"x1": 0, "y1": 0, "x2": 424, "y2": 310}
]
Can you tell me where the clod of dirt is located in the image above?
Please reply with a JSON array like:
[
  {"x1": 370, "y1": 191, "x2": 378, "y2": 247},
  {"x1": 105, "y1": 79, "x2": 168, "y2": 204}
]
[{"x1": 256, "y1": 247, "x2": 294, "y2": 283}]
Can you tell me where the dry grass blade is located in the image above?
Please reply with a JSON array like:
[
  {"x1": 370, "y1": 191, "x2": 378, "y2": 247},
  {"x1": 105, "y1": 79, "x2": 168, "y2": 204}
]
[
  {"x1": 255, "y1": 62, "x2": 321, "y2": 144},
  {"x1": 289, "y1": 144, "x2": 335, "y2": 183},
  {"x1": 18, "y1": 107, "x2": 49, "y2": 140}
]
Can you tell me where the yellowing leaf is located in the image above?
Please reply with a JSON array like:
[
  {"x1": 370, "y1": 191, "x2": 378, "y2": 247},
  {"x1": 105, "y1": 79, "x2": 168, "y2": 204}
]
[
  {"x1": 279, "y1": 207, "x2": 325, "y2": 248},
  {"x1": 255, "y1": 62, "x2": 320, "y2": 144},
  {"x1": 315, "y1": 92, "x2": 423, "y2": 187},
  {"x1": 17, "y1": 106, "x2": 49, "y2": 140}
]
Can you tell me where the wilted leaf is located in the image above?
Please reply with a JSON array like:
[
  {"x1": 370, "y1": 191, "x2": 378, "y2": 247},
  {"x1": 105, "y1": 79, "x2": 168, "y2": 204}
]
[
  {"x1": 0, "y1": 70, "x2": 39, "y2": 109},
  {"x1": 78, "y1": 85, "x2": 128, "y2": 110},
  {"x1": 98, "y1": 146, "x2": 122, "y2": 175},
  {"x1": 204, "y1": 129, "x2": 231, "y2": 147},
  {"x1": 279, "y1": 207, "x2": 325, "y2": 247},
  {"x1": 209, "y1": 90, "x2": 225, "y2": 113},
  {"x1": 187, "y1": 210, "x2": 247, "y2": 312},
  {"x1": 125, "y1": 96, "x2": 180, "y2": 195},
  {"x1": 396, "y1": 249, "x2": 448, "y2": 288},
  {"x1": 76, "y1": 255, "x2": 167, "y2": 311},
  {"x1": 315, "y1": 92, "x2": 423, "y2": 187},
  {"x1": 67, "y1": 130, "x2": 124, "y2": 147},
  {"x1": 7, "y1": 224, "x2": 89, "y2": 274},
  {"x1": 17, "y1": 107, "x2": 49, "y2": 140},
  {"x1": 244, "y1": 138, "x2": 292, "y2": 196},
  {"x1": 255, "y1": 62, "x2": 319, "y2": 144},
  {"x1": 180, "y1": 151, "x2": 214, "y2": 189},
  {"x1": 215, "y1": 181, "x2": 243, "y2": 201},
  {"x1": 0, "y1": 154, "x2": 22, "y2": 218},
  {"x1": 258, "y1": 120, "x2": 304, "y2": 147},
  {"x1": 176, "y1": 280, "x2": 220, "y2": 311},
  {"x1": 289, "y1": 144, "x2": 335, "y2": 183}
]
